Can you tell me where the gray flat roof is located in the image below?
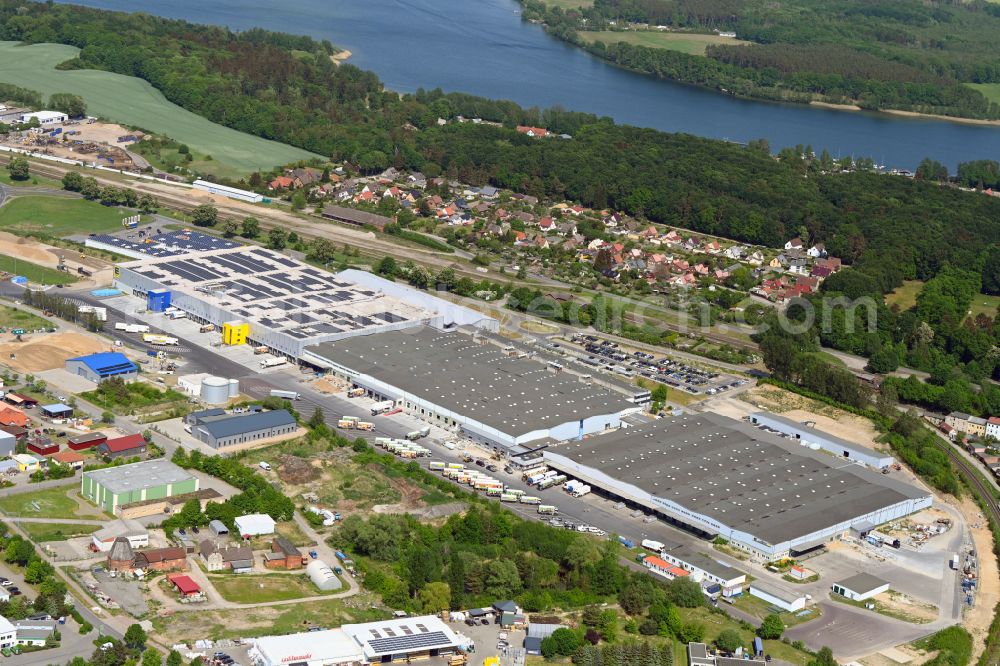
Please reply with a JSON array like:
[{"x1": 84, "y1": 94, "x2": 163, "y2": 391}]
[
  {"x1": 548, "y1": 413, "x2": 928, "y2": 545},
  {"x1": 198, "y1": 409, "x2": 296, "y2": 439},
  {"x1": 669, "y1": 546, "x2": 743, "y2": 581},
  {"x1": 307, "y1": 327, "x2": 634, "y2": 437},
  {"x1": 84, "y1": 460, "x2": 194, "y2": 494},
  {"x1": 751, "y1": 412, "x2": 884, "y2": 459},
  {"x1": 835, "y1": 572, "x2": 889, "y2": 594},
  {"x1": 750, "y1": 582, "x2": 803, "y2": 604}
]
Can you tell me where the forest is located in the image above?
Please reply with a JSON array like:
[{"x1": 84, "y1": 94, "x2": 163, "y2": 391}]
[
  {"x1": 520, "y1": 0, "x2": 1000, "y2": 119},
  {"x1": 2, "y1": 3, "x2": 1000, "y2": 287}
]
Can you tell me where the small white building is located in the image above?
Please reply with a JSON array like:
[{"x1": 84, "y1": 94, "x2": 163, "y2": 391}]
[
  {"x1": 832, "y1": 573, "x2": 890, "y2": 601},
  {"x1": 0, "y1": 616, "x2": 14, "y2": 649},
  {"x1": 91, "y1": 519, "x2": 150, "y2": 553},
  {"x1": 749, "y1": 582, "x2": 808, "y2": 612},
  {"x1": 192, "y1": 179, "x2": 263, "y2": 204},
  {"x1": 234, "y1": 513, "x2": 276, "y2": 537},
  {"x1": 19, "y1": 111, "x2": 67, "y2": 125}
]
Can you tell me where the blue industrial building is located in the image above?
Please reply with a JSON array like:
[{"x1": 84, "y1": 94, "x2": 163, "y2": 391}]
[
  {"x1": 65, "y1": 352, "x2": 139, "y2": 384},
  {"x1": 147, "y1": 289, "x2": 172, "y2": 312}
]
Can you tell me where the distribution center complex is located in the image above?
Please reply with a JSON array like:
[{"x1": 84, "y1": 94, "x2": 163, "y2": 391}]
[
  {"x1": 111, "y1": 245, "x2": 497, "y2": 359},
  {"x1": 305, "y1": 326, "x2": 639, "y2": 450},
  {"x1": 542, "y1": 412, "x2": 931, "y2": 560}
]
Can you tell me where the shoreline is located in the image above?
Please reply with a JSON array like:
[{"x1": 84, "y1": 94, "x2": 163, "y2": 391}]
[
  {"x1": 331, "y1": 49, "x2": 352, "y2": 65},
  {"x1": 809, "y1": 101, "x2": 1000, "y2": 126}
]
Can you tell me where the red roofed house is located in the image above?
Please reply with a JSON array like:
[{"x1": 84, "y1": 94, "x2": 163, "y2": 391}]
[
  {"x1": 50, "y1": 450, "x2": 85, "y2": 470},
  {"x1": 168, "y1": 574, "x2": 202, "y2": 599},
  {"x1": 516, "y1": 125, "x2": 549, "y2": 138},
  {"x1": 0, "y1": 406, "x2": 27, "y2": 428},
  {"x1": 268, "y1": 176, "x2": 294, "y2": 190},
  {"x1": 98, "y1": 433, "x2": 147, "y2": 460}
]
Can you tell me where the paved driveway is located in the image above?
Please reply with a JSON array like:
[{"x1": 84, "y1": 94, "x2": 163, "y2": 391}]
[{"x1": 785, "y1": 601, "x2": 934, "y2": 661}]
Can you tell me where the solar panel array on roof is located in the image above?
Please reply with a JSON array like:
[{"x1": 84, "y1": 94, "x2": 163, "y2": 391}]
[
  {"x1": 367, "y1": 631, "x2": 451, "y2": 655},
  {"x1": 89, "y1": 231, "x2": 239, "y2": 258},
  {"x1": 116, "y1": 246, "x2": 437, "y2": 345}
]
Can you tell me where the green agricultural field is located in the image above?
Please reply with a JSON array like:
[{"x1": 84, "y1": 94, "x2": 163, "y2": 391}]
[
  {"x1": 0, "y1": 41, "x2": 320, "y2": 176},
  {"x1": 20, "y1": 522, "x2": 100, "y2": 542},
  {"x1": 578, "y1": 30, "x2": 750, "y2": 56},
  {"x1": 0, "y1": 196, "x2": 125, "y2": 237},
  {"x1": 968, "y1": 83, "x2": 1000, "y2": 105},
  {"x1": 0, "y1": 304, "x2": 52, "y2": 330},
  {"x1": 0, "y1": 254, "x2": 76, "y2": 285}
]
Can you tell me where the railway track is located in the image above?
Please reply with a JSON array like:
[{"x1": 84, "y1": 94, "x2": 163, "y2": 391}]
[
  {"x1": 936, "y1": 436, "x2": 1000, "y2": 526},
  {"x1": 2, "y1": 153, "x2": 764, "y2": 354}
]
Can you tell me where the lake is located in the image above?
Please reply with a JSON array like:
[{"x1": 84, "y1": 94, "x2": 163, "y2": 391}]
[{"x1": 52, "y1": 0, "x2": 1000, "y2": 169}]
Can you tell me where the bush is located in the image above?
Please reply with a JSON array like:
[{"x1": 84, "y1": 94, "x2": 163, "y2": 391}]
[{"x1": 758, "y1": 614, "x2": 784, "y2": 640}]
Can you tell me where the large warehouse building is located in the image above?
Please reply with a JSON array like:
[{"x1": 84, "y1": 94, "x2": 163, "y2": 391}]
[
  {"x1": 543, "y1": 413, "x2": 931, "y2": 560},
  {"x1": 304, "y1": 326, "x2": 639, "y2": 450},
  {"x1": 81, "y1": 460, "x2": 199, "y2": 515},
  {"x1": 112, "y1": 246, "x2": 496, "y2": 359}
]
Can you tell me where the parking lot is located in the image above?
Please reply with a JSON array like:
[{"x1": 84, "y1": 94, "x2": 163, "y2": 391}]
[{"x1": 566, "y1": 334, "x2": 743, "y2": 395}]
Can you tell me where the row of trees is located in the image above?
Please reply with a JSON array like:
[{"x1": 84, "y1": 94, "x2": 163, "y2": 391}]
[{"x1": 62, "y1": 171, "x2": 158, "y2": 213}]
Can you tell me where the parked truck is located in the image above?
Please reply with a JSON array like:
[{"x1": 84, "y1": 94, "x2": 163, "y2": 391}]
[
  {"x1": 429, "y1": 462, "x2": 446, "y2": 471},
  {"x1": 370, "y1": 400, "x2": 395, "y2": 416},
  {"x1": 78, "y1": 305, "x2": 107, "y2": 321},
  {"x1": 199, "y1": 324, "x2": 216, "y2": 333},
  {"x1": 951, "y1": 553, "x2": 960, "y2": 570},
  {"x1": 406, "y1": 426, "x2": 431, "y2": 441},
  {"x1": 260, "y1": 357, "x2": 287, "y2": 369},
  {"x1": 269, "y1": 389, "x2": 300, "y2": 400},
  {"x1": 641, "y1": 539, "x2": 666, "y2": 553},
  {"x1": 571, "y1": 484, "x2": 591, "y2": 498},
  {"x1": 168, "y1": 311, "x2": 187, "y2": 320},
  {"x1": 355, "y1": 421, "x2": 374, "y2": 431},
  {"x1": 142, "y1": 333, "x2": 178, "y2": 345},
  {"x1": 116, "y1": 322, "x2": 150, "y2": 333},
  {"x1": 519, "y1": 496, "x2": 542, "y2": 505},
  {"x1": 348, "y1": 388, "x2": 365, "y2": 398},
  {"x1": 253, "y1": 345, "x2": 269, "y2": 355},
  {"x1": 538, "y1": 505, "x2": 558, "y2": 515},
  {"x1": 500, "y1": 493, "x2": 519, "y2": 502}
]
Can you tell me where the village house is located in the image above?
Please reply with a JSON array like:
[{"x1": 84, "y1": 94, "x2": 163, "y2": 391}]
[
  {"x1": 199, "y1": 540, "x2": 254, "y2": 573},
  {"x1": 264, "y1": 537, "x2": 305, "y2": 570},
  {"x1": 785, "y1": 237, "x2": 803, "y2": 250}
]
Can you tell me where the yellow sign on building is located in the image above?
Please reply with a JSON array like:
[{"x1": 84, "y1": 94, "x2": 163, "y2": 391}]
[{"x1": 222, "y1": 320, "x2": 249, "y2": 345}]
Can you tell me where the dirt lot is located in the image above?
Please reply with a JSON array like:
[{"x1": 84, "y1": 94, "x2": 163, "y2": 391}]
[
  {"x1": 955, "y1": 494, "x2": 999, "y2": 663},
  {"x1": 0, "y1": 330, "x2": 107, "y2": 371},
  {"x1": 1, "y1": 121, "x2": 142, "y2": 167},
  {"x1": 0, "y1": 231, "x2": 109, "y2": 274},
  {"x1": 709, "y1": 384, "x2": 883, "y2": 449}
]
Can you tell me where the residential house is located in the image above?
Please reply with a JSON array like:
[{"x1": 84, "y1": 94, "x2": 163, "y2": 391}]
[
  {"x1": 663, "y1": 230, "x2": 682, "y2": 245},
  {"x1": 985, "y1": 416, "x2": 1000, "y2": 440},
  {"x1": 748, "y1": 250, "x2": 765, "y2": 266},
  {"x1": 538, "y1": 217, "x2": 555, "y2": 232},
  {"x1": 515, "y1": 125, "x2": 548, "y2": 138},
  {"x1": 807, "y1": 243, "x2": 826, "y2": 258},
  {"x1": 724, "y1": 245, "x2": 746, "y2": 260},
  {"x1": 784, "y1": 237, "x2": 803, "y2": 250},
  {"x1": 268, "y1": 176, "x2": 293, "y2": 190},
  {"x1": 704, "y1": 240, "x2": 721, "y2": 254},
  {"x1": 788, "y1": 258, "x2": 809, "y2": 275},
  {"x1": 199, "y1": 540, "x2": 254, "y2": 573},
  {"x1": 556, "y1": 222, "x2": 577, "y2": 237},
  {"x1": 0, "y1": 406, "x2": 26, "y2": 428}
]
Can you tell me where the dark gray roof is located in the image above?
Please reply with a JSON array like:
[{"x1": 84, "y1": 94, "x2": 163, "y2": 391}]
[
  {"x1": 835, "y1": 572, "x2": 889, "y2": 594},
  {"x1": 198, "y1": 410, "x2": 296, "y2": 439},
  {"x1": 307, "y1": 328, "x2": 633, "y2": 438},
  {"x1": 546, "y1": 413, "x2": 929, "y2": 546},
  {"x1": 321, "y1": 205, "x2": 391, "y2": 229}
]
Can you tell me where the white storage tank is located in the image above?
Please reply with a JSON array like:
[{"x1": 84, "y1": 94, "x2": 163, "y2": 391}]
[
  {"x1": 228, "y1": 378, "x2": 240, "y2": 398},
  {"x1": 307, "y1": 559, "x2": 342, "y2": 591},
  {"x1": 200, "y1": 376, "x2": 230, "y2": 405}
]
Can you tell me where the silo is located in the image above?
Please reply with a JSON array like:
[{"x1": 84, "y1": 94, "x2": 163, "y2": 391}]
[
  {"x1": 200, "y1": 376, "x2": 230, "y2": 405},
  {"x1": 228, "y1": 378, "x2": 240, "y2": 398}
]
